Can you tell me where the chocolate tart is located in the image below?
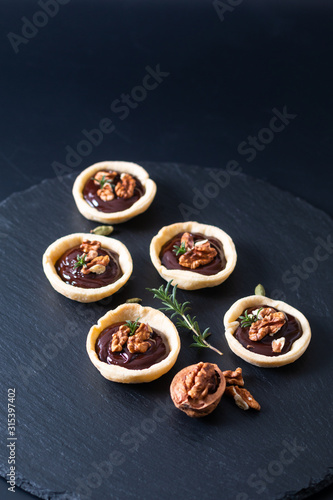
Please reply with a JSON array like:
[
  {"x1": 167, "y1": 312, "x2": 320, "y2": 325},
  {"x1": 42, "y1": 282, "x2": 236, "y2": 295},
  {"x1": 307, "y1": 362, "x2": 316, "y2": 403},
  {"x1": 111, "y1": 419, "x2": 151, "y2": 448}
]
[
  {"x1": 224, "y1": 295, "x2": 311, "y2": 367},
  {"x1": 72, "y1": 161, "x2": 156, "y2": 224},
  {"x1": 150, "y1": 221, "x2": 237, "y2": 290},
  {"x1": 42, "y1": 233, "x2": 133, "y2": 303},
  {"x1": 86, "y1": 303, "x2": 181, "y2": 383}
]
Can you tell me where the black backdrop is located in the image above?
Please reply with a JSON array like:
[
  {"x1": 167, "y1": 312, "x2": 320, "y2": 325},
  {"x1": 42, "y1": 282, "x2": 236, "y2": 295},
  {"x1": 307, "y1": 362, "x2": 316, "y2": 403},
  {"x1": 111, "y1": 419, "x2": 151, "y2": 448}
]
[{"x1": 1, "y1": 0, "x2": 332, "y2": 499}]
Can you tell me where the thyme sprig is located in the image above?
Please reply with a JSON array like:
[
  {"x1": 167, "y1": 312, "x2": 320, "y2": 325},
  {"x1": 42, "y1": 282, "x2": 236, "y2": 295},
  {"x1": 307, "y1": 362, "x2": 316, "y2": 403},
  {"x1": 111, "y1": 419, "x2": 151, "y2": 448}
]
[
  {"x1": 91, "y1": 175, "x2": 115, "y2": 190},
  {"x1": 74, "y1": 253, "x2": 87, "y2": 269},
  {"x1": 125, "y1": 318, "x2": 140, "y2": 336},
  {"x1": 147, "y1": 281, "x2": 222, "y2": 355},
  {"x1": 239, "y1": 308, "x2": 263, "y2": 328},
  {"x1": 173, "y1": 242, "x2": 187, "y2": 256}
]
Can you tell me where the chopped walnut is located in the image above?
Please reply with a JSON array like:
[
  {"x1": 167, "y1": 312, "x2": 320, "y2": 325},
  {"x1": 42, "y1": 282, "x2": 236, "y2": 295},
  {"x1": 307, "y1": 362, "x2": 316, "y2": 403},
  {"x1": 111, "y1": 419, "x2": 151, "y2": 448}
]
[
  {"x1": 184, "y1": 362, "x2": 219, "y2": 401},
  {"x1": 222, "y1": 367, "x2": 244, "y2": 387},
  {"x1": 179, "y1": 240, "x2": 217, "y2": 270},
  {"x1": 249, "y1": 308, "x2": 286, "y2": 341},
  {"x1": 115, "y1": 173, "x2": 136, "y2": 199},
  {"x1": 80, "y1": 239, "x2": 101, "y2": 256},
  {"x1": 81, "y1": 255, "x2": 110, "y2": 275},
  {"x1": 97, "y1": 183, "x2": 115, "y2": 202},
  {"x1": 272, "y1": 337, "x2": 286, "y2": 353},
  {"x1": 225, "y1": 385, "x2": 261, "y2": 411},
  {"x1": 109, "y1": 325, "x2": 130, "y2": 353},
  {"x1": 127, "y1": 323, "x2": 152, "y2": 353},
  {"x1": 78, "y1": 240, "x2": 110, "y2": 274},
  {"x1": 93, "y1": 170, "x2": 117, "y2": 185},
  {"x1": 180, "y1": 232, "x2": 194, "y2": 250}
]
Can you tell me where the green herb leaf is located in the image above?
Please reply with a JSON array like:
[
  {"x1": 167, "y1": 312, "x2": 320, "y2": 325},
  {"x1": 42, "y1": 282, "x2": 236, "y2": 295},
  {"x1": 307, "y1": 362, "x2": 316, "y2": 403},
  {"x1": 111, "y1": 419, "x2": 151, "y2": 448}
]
[
  {"x1": 74, "y1": 253, "x2": 87, "y2": 269},
  {"x1": 90, "y1": 225, "x2": 114, "y2": 236},
  {"x1": 255, "y1": 284, "x2": 266, "y2": 296},
  {"x1": 173, "y1": 242, "x2": 187, "y2": 256},
  {"x1": 147, "y1": 281, "x2": 222, "y2": 356},
  {"x1": 125, "y1": 318, "x2": 140, "y2": 336},
  {"x1": 91, "y1": 175, "x2": 115, "y2": 190},
  {"x1": 240, "y1": 308, "x2": 263, "y2": 328}
]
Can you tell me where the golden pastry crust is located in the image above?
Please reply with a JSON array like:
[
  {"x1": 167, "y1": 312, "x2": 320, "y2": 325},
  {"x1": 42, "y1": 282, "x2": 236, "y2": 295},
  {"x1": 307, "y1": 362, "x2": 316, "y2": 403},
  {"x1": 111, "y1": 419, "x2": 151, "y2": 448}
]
[
  {"x1": 86, "y1": 303, "x2": 181, "y2": 383},
  {"x1": 72, "y1": 161, "x2": 157, "y2": 223},
  {"x1": 149, "y1": 221, "x2": 237, "y2": 290},
  {"x1": 42, "y1": 233, "x2": 133, "y2": 303},
  {"x1": 224, "y1": 295, "x2": 311, "y2": 367}
]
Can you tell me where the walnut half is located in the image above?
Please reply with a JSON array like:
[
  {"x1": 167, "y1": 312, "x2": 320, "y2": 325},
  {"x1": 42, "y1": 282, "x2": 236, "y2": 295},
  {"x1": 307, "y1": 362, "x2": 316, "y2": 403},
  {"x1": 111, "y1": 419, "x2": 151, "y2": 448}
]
[
  {"x1": 178, "y1": 240, "x2": 217, "y2": 270},
  {"x1": 225, "y1": 386, "x2": 261, "y2": 411},
  {"x1": 249, "y1": 308, "x2": 286, "y2": 341},
  {"x1": 170, "y1": 362, "x2": 226, "y2": 417},
  {"x1": 127, "y1": 323, "x2": 152, "y2": 353},
  {"x1": 115, "y1": 173, "x2": 136, "y2": 199}
]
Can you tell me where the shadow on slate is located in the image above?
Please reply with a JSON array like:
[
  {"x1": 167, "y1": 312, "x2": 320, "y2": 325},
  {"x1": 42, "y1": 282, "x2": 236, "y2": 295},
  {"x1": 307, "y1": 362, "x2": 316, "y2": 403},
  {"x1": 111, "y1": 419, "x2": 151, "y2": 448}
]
[{"x1": 0, "y1": 163, "x2": 332, "y2": 500}]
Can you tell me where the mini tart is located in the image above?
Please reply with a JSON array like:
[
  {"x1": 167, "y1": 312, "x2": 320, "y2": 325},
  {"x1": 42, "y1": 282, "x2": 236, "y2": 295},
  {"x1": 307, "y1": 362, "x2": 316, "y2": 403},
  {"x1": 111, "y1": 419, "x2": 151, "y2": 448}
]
[
  {"x1": 150, "y1": 221, "x2": 237, "y2": 290},
  {"x1": 72, "y1": 161, "x2": 157, "y2": 224},
  {"x1": 86, "y1": 303, "x2": 181, "y2": 383},
  {"x1": 224, "y1": 295, "x2": 311, "y2": 367},
  {"x1": 42, "y1": 233, "x2": 133, "y2": 303}
]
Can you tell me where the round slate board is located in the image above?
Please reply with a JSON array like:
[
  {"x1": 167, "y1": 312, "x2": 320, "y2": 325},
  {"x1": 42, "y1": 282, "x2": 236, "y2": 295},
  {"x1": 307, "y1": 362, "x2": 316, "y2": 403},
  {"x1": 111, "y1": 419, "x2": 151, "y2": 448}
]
[{"x1": 0, "y1": 163, "x2": 332, "y2": 500}]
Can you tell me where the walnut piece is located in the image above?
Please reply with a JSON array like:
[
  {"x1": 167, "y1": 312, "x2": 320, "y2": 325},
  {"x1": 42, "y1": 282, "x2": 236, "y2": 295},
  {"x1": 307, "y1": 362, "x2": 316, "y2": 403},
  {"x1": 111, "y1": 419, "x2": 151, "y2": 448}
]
[
  {"x1": 127, "y1": 323, "x2": 152, "y2": 353},
  {"x1": 97, "y1": 183, "x2": 115, "y2": 202},
  {"x1": 170, "y1": 362, "x2": 226, "y2": 418},
  {"x1": 93, "y1": 170, "x2": 117, "y2": 185},
  {"x1": 115, "y1": 173, "x2": 136, "y2": 199},
  {"x1": 272, "y1": 337, "x2": 286, "y2": 353},
  {"x1": 225, "y1": 385, "x2": 261, "y2": 411},
  {"x1": 222, "y1": 367, "x2": 244, "y2": 387},
  {"x1": 80, "y1": 239, "x2": 101, "y2": 255},
  {"x1": 184, "y1": 362, "x2": 220, "y2": 401},
  {"x1": 81, "y1": 255, "x2": 110, "y2": 275},
  {"x1": 249, "y1": 307, "x2": 286, "y2": 341},
  {"x1": 179, "y1": 240, "x2": 217, "y2": 270},
  {"x1": 78, "y1": 240, "x2": 110, "y2": 275},
  {"x1": 180, "y1": 232, "x2": 194, "y2": 250},
  {"x1": 109, "y1": 325, "x2": 130, "y2": 353}
]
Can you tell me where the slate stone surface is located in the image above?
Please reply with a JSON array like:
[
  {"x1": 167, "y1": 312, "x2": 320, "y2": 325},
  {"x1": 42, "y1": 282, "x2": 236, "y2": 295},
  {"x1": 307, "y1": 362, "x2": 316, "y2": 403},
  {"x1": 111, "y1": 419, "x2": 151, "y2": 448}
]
[{"x1": 0, "y1": 163, "x2": 332, "y2": 500}]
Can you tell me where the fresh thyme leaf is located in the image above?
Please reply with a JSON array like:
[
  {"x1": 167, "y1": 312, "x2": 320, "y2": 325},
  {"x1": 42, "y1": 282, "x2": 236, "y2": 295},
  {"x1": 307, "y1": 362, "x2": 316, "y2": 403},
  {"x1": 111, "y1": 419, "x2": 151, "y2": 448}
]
[
  {"x1": 240, "y1": 307, "x2": 263, "y2": 328},
  {"x1": 147, "y1": 281, "x2": 222, "y2": 356},
  {"x1": 173, "y1": 242, "x2": 187, "y2": 256},
  {"x1": 125, "y1": 317, "x2": 140, "y2": 336},
  {"x1": 255, "y1": 284, "x2": 266, "y2": 296},
  {"x1": 91, "y1": 175, "x2": 115, "y2": 190},
  {"x1": 74, "y1": 253, "x2": 87, "y2": 269}
]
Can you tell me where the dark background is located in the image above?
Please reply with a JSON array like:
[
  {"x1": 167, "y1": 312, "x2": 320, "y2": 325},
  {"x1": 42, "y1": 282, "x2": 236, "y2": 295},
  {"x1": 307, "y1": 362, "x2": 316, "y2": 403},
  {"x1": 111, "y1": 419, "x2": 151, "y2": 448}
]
[{"x1": 1, "y1": 0, "x2": 332, "y2": 499}]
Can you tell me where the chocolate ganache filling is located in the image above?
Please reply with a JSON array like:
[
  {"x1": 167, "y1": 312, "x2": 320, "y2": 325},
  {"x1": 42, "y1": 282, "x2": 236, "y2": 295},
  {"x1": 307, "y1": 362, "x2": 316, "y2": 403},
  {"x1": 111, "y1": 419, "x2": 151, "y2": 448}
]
[
  {"x1": 83, "y1": 171, "x2": 145, "y2": 213},
  {"x1": 235, "y1": 306, "x2": 302, "y2": 356},
  {"x1": 56, "y1": 245, "x2": 122, "y2": 288},
  {"x1": 160, "y1": 232, "x2": 226, "y2": 275},
  {"x1": 96, "y1": 322, "x2": 169, "y2": 370}
]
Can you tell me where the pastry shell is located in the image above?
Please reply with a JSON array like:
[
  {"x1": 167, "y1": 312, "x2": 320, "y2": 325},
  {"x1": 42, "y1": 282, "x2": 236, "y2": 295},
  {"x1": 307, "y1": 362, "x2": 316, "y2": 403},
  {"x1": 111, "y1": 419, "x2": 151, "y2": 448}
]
[
  {"x1": 86, "y1": 303, "x2": 181, "y2": 383},
  {"x1": 72, "y1": 161, "x2": 157, "y2": 223},
  {"x1": 224, "y1": 295, "x2": 311, "y2": 367},
  {"x1": 42, "y1": 233, "x2": 133, "y2": 303},
  {"x1": 149, "y1": 221, "x2": 237, "y2": 290}
]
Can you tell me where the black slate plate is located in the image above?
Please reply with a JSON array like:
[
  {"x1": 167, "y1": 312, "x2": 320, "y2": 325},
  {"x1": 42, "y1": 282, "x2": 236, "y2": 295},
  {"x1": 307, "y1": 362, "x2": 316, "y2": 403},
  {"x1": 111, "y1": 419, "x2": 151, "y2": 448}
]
[{"x1": 0, "y1": 163, "x2": 332, "y2": 500}]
